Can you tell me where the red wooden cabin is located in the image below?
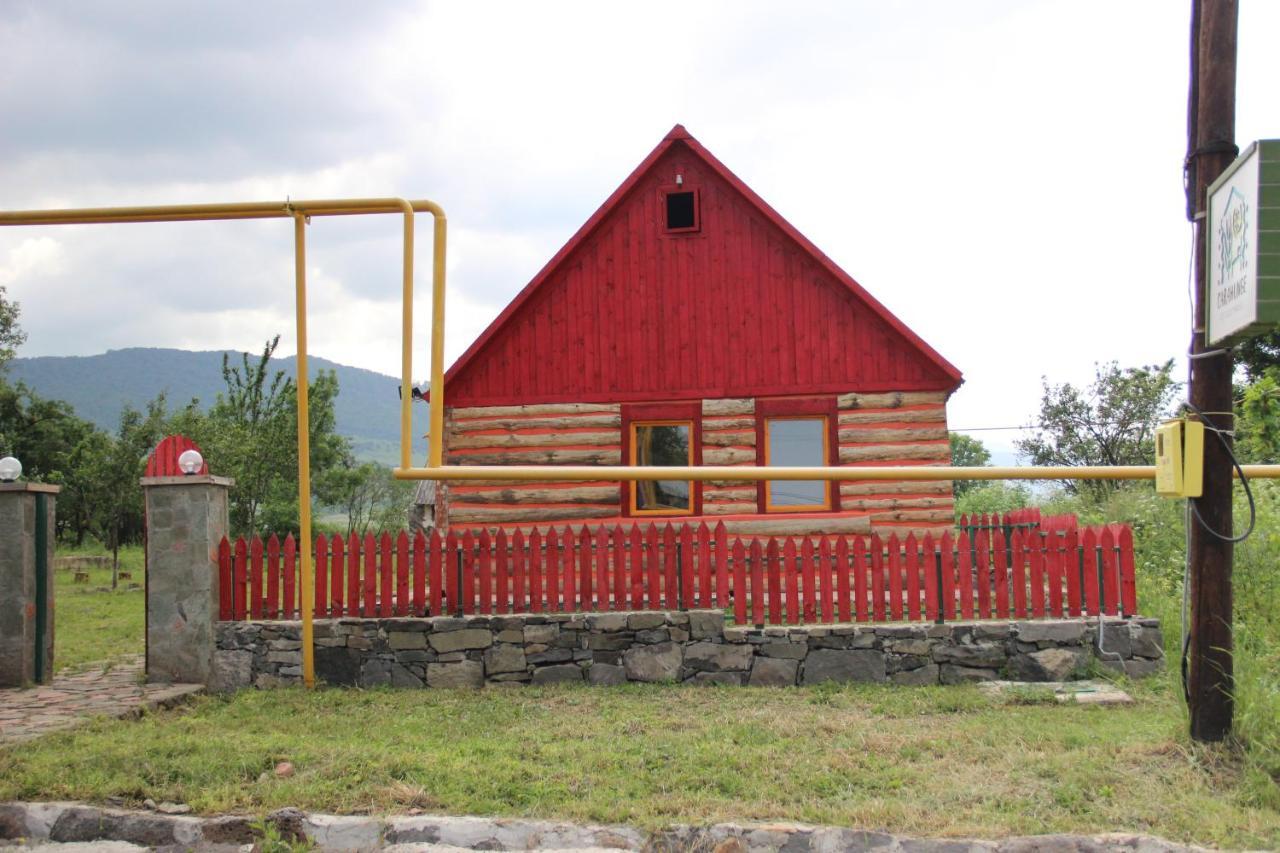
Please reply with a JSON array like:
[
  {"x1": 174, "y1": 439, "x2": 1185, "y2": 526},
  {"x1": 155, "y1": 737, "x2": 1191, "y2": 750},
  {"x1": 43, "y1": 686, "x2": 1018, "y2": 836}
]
[{"x1": 434, "y1": 125, "x2": 963, "y2": 539}]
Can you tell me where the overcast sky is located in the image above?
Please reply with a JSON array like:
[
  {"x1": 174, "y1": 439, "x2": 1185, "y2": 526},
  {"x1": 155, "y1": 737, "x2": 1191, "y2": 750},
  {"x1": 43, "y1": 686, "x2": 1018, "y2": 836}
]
[{"x1": 2, "y1": 1, "x2": 1277, "y2": 458}]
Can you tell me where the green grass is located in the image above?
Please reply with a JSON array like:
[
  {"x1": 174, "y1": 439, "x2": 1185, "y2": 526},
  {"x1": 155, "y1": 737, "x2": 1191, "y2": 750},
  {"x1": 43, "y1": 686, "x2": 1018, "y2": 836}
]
[
  {"x1": 1, "y1": 677, "x2": 1277, "y2": 848},
  {"x1": 53, "y1": 545, "x2": 145, "y2": 672}
]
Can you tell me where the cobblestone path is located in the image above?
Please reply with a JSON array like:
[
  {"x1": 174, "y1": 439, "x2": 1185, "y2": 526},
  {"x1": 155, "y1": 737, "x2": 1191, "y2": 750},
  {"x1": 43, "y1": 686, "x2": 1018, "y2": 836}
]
[{"x1": 0, "y1": 657, "x2": 204, "y2": 745}]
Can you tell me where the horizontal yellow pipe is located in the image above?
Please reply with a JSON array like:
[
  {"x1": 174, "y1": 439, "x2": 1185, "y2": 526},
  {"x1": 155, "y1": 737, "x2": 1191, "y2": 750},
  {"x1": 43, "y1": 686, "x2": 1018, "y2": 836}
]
[
  {"x1": 393, "y1": 464, "x2": 1280, "y2": 482},
  {"x1": 0, "y1": 198, "x2": 446, "y2": 226}
]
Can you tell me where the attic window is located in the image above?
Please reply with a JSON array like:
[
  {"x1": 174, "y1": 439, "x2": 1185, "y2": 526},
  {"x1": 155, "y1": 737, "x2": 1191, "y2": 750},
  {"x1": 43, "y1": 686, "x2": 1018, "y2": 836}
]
[{"x1": 664, "y1": 190, "x2": 699, "y2": 232}]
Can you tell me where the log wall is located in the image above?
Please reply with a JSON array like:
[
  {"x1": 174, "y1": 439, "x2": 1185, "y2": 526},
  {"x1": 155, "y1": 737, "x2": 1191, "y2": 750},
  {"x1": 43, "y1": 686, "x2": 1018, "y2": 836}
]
[{"x1": 440, "y1": 392, "x2": 953, "y2": 538}]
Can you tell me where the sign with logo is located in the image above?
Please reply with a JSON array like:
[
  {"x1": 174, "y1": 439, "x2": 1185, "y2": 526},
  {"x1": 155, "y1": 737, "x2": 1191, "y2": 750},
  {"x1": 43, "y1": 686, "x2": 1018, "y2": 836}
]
[{"x1": 1206, "y1": 139, "x2": 1279, "y2": 345}]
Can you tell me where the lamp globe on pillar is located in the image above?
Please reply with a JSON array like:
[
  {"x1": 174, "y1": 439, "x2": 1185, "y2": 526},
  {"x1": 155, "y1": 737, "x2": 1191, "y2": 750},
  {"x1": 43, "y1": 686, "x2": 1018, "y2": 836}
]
[
  {"x1": 177, "y1": 449, "x2": 204, "y2": 476},
  {"x1": 0, "y1": 456, "x2": 21, "y2": 483}
]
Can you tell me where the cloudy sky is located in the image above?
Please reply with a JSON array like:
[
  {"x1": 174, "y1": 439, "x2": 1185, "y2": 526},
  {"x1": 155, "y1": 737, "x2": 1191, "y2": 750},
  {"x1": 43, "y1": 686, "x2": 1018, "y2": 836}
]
[{"x1": 2, "y1": 1, "x2": 1277, "y2": 458}]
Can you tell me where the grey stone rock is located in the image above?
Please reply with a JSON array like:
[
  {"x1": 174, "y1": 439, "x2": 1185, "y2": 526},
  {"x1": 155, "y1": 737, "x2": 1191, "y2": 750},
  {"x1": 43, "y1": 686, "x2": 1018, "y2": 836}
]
[
  {"x1": 387, "y1": 631, "x2": 427, "y2": 650},
  {"x1": 588, "y1": 663, "x2": 628, "y2": 685},
  {"x1": 429, "y1": 628, "x2": 493, "y2": 653},
  {"x1": 1099, "y1": 622, "x2": 1132, "y2": 658},
  {"x1": 723, "y1": 626, "x2": 751, "y2": 642},
  {"x1": 586, "y1": 632, "x2": 635, "y2": 651},
  {"x1": 635, "y1": 628, "x2": 671, "y2": 644},
  {"x1": 390, "y1": 662, "x2": 423, "y2": 688},
  {"x1": 495, "y1": 628, "x2": 525, "y2": 643},
  {"x1": 802, "y1": 649, "x2": 887, "y2": 684},
  {"x1": 628, "y1": 612, "x2": 666, "y2": 630},
  {"x1": 523, "y1": 624, "x2": 559, "y2": 644},
  {"x1": 623, "y1": 641, "x2": 683, "y2": 682},
  {"x1": 691, "y1": 671, "x2": 743, "y2": 686},
  {"x1": 760, "y1": 641, "x2": 808, "y2": 659},
  {"x1": 1015, "y1": 620, "x2": 1086, "y2": 644},
  {"x1": 586, "y1": 612, "x2": 631, "y2": 632},
  {"x1": 933, "y1": 643, "x2": 1007, "y2": 668},
  {"x1": 1124, "y1": 657, "x2": 1164, "y2": 679},
  {"x1": 395, "y1": 649, "x2": 430, "y2": 663},
  {"x1": 301, "y1": 814, "x2": 386, "y2": 850},
  {"x1": 749, "y1": 656, "x2": 799, "y2": 687},
  {"x1": 527, "y1": 647, "x2": 574, "y2": 665},
  {"x1": 531, "y1": 664, "x2": 585, "y2": 684},
  {"x1": 972, "y1": 624, "x2": 1012, "y2": 640},
  {"x1": 669, "y1": 626, "x2": 690, "y2": 642},
  {"x1": 426, "y1": 660, "x2": 484, "y2": 688},
  {"x1": 1132, "y1": 626, "x2": 1165, "y2": 659},
  {"x1": 360, "y1": 658, "x2": 391, "y2": 687},
  {"x1": 688, "y1": 610, "x2": 726, "y2": 640},
  {"x1": 888, "y1": 639, "x2": 933, "y2": 656},
  {"x1": 484, "y1": 643, "x2": 527, "y2": 674},
  {"x1": 210, "y1": 649, "x2": 252, "y2": 692},
  {"x1": 684, "y1": 641, "x2": 754, "y2": 672},
  {"x1": 940, "y1": 664, "x2": 999, "y2": 684},
  {"x1": 891, "y1": 663, "x2": 940, "y2": 686},
  {"x1": 1008, "y1": 648, "x2": 1087, "y2": 682}
]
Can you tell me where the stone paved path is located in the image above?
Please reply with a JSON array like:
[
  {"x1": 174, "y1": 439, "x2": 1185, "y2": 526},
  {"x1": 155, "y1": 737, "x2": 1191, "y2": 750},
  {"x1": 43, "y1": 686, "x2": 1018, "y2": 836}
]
[{"x1": 0, "y1": 657, "x2": 204, "y2": 745}]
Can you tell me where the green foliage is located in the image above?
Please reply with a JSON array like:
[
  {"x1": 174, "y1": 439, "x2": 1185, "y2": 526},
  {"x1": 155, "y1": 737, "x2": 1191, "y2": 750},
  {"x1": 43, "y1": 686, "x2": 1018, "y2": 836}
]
[
  {"x1": 318, "y1": 461, "x2": 415, "y2": 536},
  {"x1": 953, "y1": 481, "x2": 1032, "y2": 518},
  {"x1": 948, "y1": 433, "x2": 991, "y2": 497},
  {"x1": 1017, "y1": 360, "x2": 1181, "y2": 497},
  {"x1": 0, "y1": 284, "x2": 25, "y2": 369},
  {"x1": 1236, "y1": 329, "x2": 1280, "y2": 383},
  {"x1": 174, "y1": 337, "x2": 352, "y2": 537},
  {"x1": 1237, "y1": 366, "x2": 1280, "y2": 463}
]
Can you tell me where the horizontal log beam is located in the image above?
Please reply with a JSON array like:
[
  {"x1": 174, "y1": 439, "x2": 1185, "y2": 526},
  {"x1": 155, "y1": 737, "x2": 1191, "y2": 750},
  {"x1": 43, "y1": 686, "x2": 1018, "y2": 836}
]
[
  {"x1": 449, "y1": 486, "x2": 621, "y2": 506},
  {"x1": 703, "y1": 448, "x2": 756, "y2": 465},
  {"x1": 447, "y1": 505, "x2": 619, "y2": 524},
  {"x1": 841, "y1": 497, "x2": 952, "y2": 511},
  {"x1": 870, "y1": 509, "x2": 954, "y2": 523},
  {"x1": 452, "y1": 414, "x2": 621, "y2": 432},
  {"x1": 701, "y1": 416, "x2": 755, "y2": 430},
  {"x1": 449, "y1": 431, "x2": 619, "y2": 450},
  {"x1": 450, "y1": 403, "x2": 619, "y2": 419},
  {"x1": 838, "y1": 444, "x2": 950, "y2": 463},
  {"x1": 716, "y1": 516, "x2": 873, "y2": 536},
  {"x1": 704, "y1": 502, "x2": 758, "y2": 515},
  {"x1": 838, "y1": 408, "x2": 946, "y2": 426},
  {"x1": 448, "y1": 449, "x2": 623, "y2": 466},
  {"x1": 703, "y1": 431, "x2": 756, "y2": 447},
  {"x1": 703, "y1": 486, "x2": 757, "y2": 501},
  {"x1": 702, "y1": 398, "x2": 755, "y2": 416},
  {"x1": 838, "y1": 426, "x2": 949, "y2": 443},
  {"x1": 837, "y1": 391, "x2": 947, "y2": 410},
  {"x1": 839, "y1": 481, "x2": 952, "y2": 496}
]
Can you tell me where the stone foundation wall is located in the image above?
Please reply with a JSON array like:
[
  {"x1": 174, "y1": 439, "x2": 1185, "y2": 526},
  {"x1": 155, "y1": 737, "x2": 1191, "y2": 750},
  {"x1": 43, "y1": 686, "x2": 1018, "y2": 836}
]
[{"x1": 212, "y1": 611, "x2": 1164, "y2": 692}]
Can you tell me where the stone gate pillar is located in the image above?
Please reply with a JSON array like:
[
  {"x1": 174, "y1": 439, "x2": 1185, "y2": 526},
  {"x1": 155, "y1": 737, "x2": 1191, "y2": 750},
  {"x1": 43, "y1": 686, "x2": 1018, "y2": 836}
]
[
  {"x1": 0, "y1": 482, "x2": 58, "y2": 687},
  {"x1": 141, "y1": 474, "x2": 232, "y2": 684}
]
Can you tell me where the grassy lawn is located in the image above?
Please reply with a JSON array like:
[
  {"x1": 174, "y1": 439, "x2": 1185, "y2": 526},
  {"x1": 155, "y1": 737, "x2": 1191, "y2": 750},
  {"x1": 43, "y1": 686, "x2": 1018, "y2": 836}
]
[
  {"x1": 1, "y1": 674, "x2": 1278, "y2": 849},
  {"x1": 53, "y1": 546, "x2": 145, "y2": 672}
]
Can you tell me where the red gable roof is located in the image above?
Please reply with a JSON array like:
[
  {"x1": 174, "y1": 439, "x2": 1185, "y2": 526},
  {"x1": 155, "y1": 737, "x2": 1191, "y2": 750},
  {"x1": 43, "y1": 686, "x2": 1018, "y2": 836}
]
[{"x1": 440, "y1": 125, "x2": 962, "y2": 407}]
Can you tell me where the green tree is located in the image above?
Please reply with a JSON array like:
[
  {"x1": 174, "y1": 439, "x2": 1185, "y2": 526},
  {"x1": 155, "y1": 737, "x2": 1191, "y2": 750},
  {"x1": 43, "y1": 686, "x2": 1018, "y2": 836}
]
[
  {"x1": 0, "y1": 284, "x2": 25, "y2": 370},
  {"x1": 948, "y1": 433, "x2": 991, "y2": 497},
  {"x1": 0, "y1": 379, "x2": 102, "y2": 542},
  {"x1": 319, "y1": 461, "x2": 415, "y2": 536},
  {"x1": 1236, "y1": 366, "x2": 1280, "y2": 464},
  {"x1": 1016, "y1": 360, "x2": 1181, "y2": 496},
  {"x1": 85, "y1": 396, "x2": 169, "y2": 585},
  {"x1": 179, "y1": 337, "x2": 351, "y2": 536},
  {"x1": 1236, "y1": 330, "x2": 1280, "y2": 383}
]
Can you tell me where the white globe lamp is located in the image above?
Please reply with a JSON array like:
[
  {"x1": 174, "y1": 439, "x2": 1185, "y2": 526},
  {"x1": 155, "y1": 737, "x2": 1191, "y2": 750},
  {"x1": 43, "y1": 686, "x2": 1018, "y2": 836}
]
[
  {"x1": 177, "y1": 449, "x2": 204, "y2": 476},
  {"x1": 0, "y1": 456, "x2": 21, "y2": 483}
]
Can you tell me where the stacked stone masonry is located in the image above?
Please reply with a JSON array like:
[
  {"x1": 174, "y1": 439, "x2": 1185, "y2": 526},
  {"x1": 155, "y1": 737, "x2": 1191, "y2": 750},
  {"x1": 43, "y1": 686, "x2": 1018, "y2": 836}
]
[{"x1": 213, "y1": 611, "x2": 1163, "y2": 691}]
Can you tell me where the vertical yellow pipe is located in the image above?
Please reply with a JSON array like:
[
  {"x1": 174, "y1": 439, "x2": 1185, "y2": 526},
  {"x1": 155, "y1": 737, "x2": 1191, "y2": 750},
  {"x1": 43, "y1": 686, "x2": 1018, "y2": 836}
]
[
  {"x1": 398, "y1": 202, "x2": 415, "y2": 471},
  {"x1": 293, "y1": 212, "x2": 315, "y2": 689},
  {"x1": 428, "y1": 211, "x2": 447, "y2": 468}
]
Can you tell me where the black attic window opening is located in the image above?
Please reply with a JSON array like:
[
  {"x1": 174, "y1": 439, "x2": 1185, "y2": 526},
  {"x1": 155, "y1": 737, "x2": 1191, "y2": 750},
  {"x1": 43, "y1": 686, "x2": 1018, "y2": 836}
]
[{"x1": 665, "y1": 191, "x2": 697, "y2": 230}]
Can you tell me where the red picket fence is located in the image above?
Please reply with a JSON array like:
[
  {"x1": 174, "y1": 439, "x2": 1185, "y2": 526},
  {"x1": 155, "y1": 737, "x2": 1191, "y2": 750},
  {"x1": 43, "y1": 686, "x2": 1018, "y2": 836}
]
[
  {"x1": 219, "y1": 521, "x2": 1138, "y2": 626},
  {"x1": 959, "y1": 509, "x2": 1079, "y2": 538}
]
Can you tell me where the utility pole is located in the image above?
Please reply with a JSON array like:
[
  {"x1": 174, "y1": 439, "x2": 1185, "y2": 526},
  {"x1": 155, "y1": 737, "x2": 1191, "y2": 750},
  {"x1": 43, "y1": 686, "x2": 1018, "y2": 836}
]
[{"x1": 1184, "y1": 0, "x2": 1237, "y2": 742}]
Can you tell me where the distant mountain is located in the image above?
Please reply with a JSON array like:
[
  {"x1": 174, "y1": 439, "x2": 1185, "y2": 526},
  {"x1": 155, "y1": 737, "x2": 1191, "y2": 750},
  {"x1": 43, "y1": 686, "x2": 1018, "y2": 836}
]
[{"x1": 8, "y1": 348, "x2": 428, "y2": 466}]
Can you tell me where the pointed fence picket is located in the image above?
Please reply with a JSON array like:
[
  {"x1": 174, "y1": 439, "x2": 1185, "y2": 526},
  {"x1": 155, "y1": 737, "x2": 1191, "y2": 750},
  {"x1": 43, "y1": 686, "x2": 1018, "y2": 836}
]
[{"x1": 217, "y1": 521, "x2": 1139, "y2": 626}]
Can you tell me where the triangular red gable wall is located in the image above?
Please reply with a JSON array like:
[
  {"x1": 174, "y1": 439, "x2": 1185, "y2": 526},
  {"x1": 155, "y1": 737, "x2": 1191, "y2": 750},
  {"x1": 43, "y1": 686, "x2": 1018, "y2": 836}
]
[{"x1": 443, "y1": 125, "x2": 962, "y2": 407}]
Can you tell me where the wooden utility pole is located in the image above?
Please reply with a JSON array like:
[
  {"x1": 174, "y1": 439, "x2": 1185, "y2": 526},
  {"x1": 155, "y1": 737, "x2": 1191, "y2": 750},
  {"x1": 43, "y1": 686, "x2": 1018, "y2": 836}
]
[{"x1": 1184, "y1": 0, "x2": 1237, "y2": 742}]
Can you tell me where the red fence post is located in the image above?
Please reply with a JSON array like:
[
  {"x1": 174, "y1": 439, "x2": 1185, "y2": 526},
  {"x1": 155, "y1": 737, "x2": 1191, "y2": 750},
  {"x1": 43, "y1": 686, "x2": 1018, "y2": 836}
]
[
  {"x1": 282, "y1": 534, "x2": 296, "y2": 619},
  {"x1": 887, "y1": 534, "x2": 903, "y2": 621},
  {"x1": 1118, "y1": 526, "x2": 1137, "y2": 616},
  {"x1": 612, "y1": 525, "x2": 627, "y2": 611},
  {"x1": 922, "y1": 534, "x2": 938, "y2": 622},
  {"x1": 853, "y1": 536, "x2": 868, "y2": 622},
  {"x1": 714, "y1": 522, "x2": 729, "y2": 609},
  {"x1": 801, "y1": 537, "x2": 817, "y2": 623},
  {"x1": 312, "y1": 535, "x2": 327, "y2": 620},
  {"x1": 233, "y1": 536, "x2": 248, "y2": 620},
  {"x1": 478, "y1": 530, "x2": 493, "y2": 616},
  {"x1": 733, "y1": 539, "x2": 748, "y2": 625},
  {"x1": 870, "y1": 534, "x2": 886, "y2": 622},
  {"x1": 1101, "y1": 526, "x2": 1120, "y2": 617},
  {"x1": 819, "y1": 537, "x2": 835, "y2": 623},
  {"x1": 956, "y1": 532, "x2": 973, "y2": 620},
  {"x1": 397, "y1": 531, "x2": 411, "y2": 617},
  {"x1": 528, "y1": 528, "x2": 543, "y2": 614},
  {"x1": 511, "y1": 529, "x2": 526, "y2": 614},
  {"x1": 697, "y1": 522, "x2": 712, "y2": 609},
  {"x1": 992, "y1": 530, "x2": 1009, "y2": 618},
  {"x1": 750, "y1": 540, "x2": 765, "y2": 627},
  {"x1": 379, "y1": 531, "x2": 393, "y2": 617},
  {"x1": 413, "y1": 531, "x2": 427, "y2": 616},
  {"x1": 783, "y1": 538, "x2": 799, "y2": 624},
  {"x1": 766, "y1": 539, "x2": 783, "y2": 624},
  {"x1": 837, "y1": 536, "x2": 853, "y2": 623},
  {"x1": 939, "y1": 532, "x2": 955, "y2": 620},
  {"x1": 267, "y1": 534, "x2": 281, "y2": 619},
  {"x1": 904, "y1": 533, "x2": 920, "y2": 621}
]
